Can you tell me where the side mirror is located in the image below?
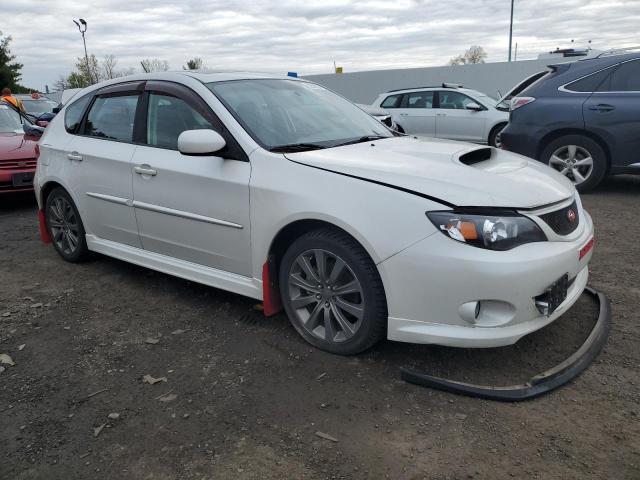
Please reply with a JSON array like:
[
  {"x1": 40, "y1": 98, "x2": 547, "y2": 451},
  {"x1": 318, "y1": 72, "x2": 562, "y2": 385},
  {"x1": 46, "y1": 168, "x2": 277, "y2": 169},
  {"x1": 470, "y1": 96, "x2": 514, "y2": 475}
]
[
  {"x1": 465, "y1": 102, "x2": 483, "y2": 111},
  {"x1": 178, "y1": 129, "x2": 226, "y2": 155},
  {"x1": 52, "y1": 105, "x2": 61, "y2": 114},
  {"x1": 23, "y1": 123, "x2": 44, "y2": 137}
]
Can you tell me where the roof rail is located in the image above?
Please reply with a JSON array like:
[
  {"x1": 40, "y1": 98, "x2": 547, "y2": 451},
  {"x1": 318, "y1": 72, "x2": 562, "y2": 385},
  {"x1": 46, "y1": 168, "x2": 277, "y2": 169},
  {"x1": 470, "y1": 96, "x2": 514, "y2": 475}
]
[
  {"x1": 386, "y1": 83, "x2": 463, "y2": 93},
  {"x1": 595, "y1": 46, "x2": 640, "y2": 58}
]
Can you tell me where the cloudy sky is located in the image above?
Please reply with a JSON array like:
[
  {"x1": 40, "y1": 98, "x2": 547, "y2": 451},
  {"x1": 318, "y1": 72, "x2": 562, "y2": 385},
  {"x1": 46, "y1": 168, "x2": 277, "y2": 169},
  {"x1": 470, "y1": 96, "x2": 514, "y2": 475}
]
[{"x1": 4, "y1": 0, "x2": 639, "y2": 91}]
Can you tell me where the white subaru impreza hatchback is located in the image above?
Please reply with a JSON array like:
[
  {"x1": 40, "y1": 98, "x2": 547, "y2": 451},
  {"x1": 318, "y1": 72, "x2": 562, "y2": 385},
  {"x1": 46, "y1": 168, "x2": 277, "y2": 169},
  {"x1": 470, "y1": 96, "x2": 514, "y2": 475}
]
[{"x1": 34, "y1": 72, "x2": 594, "y2": 355}]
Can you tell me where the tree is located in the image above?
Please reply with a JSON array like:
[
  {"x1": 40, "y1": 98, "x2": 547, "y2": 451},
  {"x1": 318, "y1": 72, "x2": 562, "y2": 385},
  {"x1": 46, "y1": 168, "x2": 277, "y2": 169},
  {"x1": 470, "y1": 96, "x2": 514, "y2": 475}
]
[
  {"x1": 183, "y1": 57, "x2": 203, "y2": 70},
  {"x1": 448, "y1": 46, "x2": 487, "y2": 66},
  {"x1": 0, "y1": 31, "x2": 25, "y2": 91},
  {"x1": 101, "y1": 54, "x2": 118, "y2": 80},
  {"x1": 140, "y1": 58, "x2": 170, "y2": 73}
]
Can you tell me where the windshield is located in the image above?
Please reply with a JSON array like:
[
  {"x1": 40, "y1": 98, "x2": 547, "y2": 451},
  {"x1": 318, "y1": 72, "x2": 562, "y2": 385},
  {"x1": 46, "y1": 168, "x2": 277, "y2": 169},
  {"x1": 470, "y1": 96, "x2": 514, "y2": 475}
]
[
  {"x1": 0, "y1": 103, "x2": 23, "y2": 133},
  {"x1": 22, "y1": 99, "x2": 58, "y2": 115},
  {"x1": 207, "y1": 79, "x2": 393, "y2": 151}
]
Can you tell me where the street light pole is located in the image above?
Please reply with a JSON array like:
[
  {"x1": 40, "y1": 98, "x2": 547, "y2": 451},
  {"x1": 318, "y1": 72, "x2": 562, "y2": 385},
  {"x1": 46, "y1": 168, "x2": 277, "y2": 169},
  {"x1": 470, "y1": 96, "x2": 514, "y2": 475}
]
[
  {"x1": 73, "y1": 19, "x2": 92, "y2": 84},
  {"x1": 508, "y1": 0, "x2": 514, "y2": 62}
]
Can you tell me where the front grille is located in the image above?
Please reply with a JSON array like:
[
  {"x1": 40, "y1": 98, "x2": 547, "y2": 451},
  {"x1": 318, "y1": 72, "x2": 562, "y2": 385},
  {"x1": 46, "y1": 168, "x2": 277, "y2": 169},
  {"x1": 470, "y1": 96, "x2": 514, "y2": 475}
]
[
  {"x1": 539, "y1": 200, "x2": 580, "y2": 235},
  {"x1": 0, "y1": 158, "x2": 37, "y2": 170}
]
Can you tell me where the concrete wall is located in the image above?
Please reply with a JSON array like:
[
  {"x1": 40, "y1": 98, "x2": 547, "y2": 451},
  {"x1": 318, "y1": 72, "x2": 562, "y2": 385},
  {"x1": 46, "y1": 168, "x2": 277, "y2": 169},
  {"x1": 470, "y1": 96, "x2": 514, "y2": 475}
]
[{"x1": 304, "y1": 58, "x2": 559, "y2": 105}]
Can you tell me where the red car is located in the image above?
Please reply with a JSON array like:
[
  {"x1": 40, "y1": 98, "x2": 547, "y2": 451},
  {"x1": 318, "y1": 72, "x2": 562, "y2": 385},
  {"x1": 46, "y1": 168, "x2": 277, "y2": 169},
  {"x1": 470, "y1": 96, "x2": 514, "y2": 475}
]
[{"x1": 0, "y1": 102, "x2": 39, "y2": 194}]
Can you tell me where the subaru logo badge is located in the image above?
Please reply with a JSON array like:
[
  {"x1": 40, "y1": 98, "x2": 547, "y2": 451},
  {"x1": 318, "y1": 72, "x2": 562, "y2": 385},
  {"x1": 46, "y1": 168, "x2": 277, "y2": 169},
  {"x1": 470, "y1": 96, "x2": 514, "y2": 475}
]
[{"x1": 567, "y1": 209, "x2": 576, "y2": 222}]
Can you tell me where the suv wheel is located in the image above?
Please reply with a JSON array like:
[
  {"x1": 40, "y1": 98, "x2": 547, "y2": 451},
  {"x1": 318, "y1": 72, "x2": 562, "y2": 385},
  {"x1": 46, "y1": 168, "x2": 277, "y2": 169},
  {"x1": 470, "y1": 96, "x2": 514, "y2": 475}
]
[
  {"x1": 540, "y1": 135, "x2": 607, "y2": 192},
  {"x1": 45, "y1": 188, "x2": 90, "y2": 262},
  {"x1": 279, "y1": 228, "x2": 387, "y2": 355}
]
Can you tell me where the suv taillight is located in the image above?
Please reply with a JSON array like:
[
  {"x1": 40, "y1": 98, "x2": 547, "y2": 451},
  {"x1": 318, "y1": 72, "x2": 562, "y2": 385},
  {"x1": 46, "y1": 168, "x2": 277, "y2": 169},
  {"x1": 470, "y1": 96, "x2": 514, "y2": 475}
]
[{"x1": 510, "y1": 96, "x2": 535, "y2": 111}]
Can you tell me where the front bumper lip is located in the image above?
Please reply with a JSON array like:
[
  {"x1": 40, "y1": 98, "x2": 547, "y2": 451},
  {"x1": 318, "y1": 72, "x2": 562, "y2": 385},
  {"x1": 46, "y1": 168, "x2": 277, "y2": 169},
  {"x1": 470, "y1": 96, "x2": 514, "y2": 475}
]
[{"x1": 400, "y1": 286, "x2": 611, "y2": 401}]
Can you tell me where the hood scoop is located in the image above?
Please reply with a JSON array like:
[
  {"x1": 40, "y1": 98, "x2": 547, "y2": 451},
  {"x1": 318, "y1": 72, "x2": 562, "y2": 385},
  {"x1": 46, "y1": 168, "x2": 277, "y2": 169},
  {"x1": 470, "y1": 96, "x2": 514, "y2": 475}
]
[{"x1": 458, "y1": 147, "x2": 493, "y2": 166}]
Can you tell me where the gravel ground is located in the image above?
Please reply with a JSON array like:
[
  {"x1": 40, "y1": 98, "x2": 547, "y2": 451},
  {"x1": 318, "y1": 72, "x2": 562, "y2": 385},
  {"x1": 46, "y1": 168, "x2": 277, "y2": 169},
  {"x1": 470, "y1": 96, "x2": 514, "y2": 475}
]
[{"x1": 1, "y1": 176, "x2": 639, "y2": 480}]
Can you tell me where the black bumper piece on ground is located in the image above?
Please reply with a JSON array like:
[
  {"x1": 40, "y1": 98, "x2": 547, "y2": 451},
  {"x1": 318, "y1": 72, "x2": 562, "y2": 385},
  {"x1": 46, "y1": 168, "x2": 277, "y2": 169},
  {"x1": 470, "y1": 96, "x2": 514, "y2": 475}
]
[{"x1": 400, "y1": 287, "x2": 611, "y2": 402}]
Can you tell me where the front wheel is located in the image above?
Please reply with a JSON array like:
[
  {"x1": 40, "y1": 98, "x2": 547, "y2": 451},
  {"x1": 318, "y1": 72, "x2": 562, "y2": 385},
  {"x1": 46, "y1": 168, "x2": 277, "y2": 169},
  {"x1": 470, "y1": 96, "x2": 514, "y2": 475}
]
[
  {"x1": 540, "y1": 135, "x2": 607, "y2": 192},
  {"x1": 279, "y1": 228, "x2": 387, "y2": 355},
  {"x1": 45, "y1": 187, "x2": 90, "y2": 262},
  {"x1": 489, "y1": 123, "x2": 507, "y2": 148}
]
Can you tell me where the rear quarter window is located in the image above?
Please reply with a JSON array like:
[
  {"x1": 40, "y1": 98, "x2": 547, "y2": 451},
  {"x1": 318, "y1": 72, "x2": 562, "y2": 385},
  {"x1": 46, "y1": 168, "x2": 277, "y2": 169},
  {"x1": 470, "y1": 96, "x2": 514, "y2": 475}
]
[
  {"x1": 380, "y1": 94, "x2": 402, "y2": 108},
  {"x1": 64, "y1": 94, "x2": 92, "y2": 134},
  {"x1": 565, "y1": 68, "x2": 612, "y2": 92}
]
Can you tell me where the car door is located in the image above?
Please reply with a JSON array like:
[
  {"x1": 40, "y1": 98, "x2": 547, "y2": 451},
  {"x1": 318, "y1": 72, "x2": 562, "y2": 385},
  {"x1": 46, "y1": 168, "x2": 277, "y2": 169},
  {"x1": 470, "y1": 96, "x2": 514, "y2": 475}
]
[
  {"x1": 130, "y1": 81, "x2": 252, "y2": 276},
  {"x1": 63, "y1": 82, "x2": 144, "y2": 248},
  {"x1": 435, "y1": 90, "x2": 487, "y2": 142},
  {"x1": 389, "y1": 91, "x2": 436, "y2": 136},
  {"x1": 583, "y1": 59, "x2": 640, "y2": 166}
]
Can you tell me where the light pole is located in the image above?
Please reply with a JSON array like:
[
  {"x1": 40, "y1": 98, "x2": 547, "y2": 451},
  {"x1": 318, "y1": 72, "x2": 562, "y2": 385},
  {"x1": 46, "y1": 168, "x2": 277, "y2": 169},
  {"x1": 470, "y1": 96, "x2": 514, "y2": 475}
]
[
  {"x1": 73, "y1": 18, "x2": 92, "y2": 84},
  {"x1": 508, "y1": 0, "x2": 514, "y2": 62}
]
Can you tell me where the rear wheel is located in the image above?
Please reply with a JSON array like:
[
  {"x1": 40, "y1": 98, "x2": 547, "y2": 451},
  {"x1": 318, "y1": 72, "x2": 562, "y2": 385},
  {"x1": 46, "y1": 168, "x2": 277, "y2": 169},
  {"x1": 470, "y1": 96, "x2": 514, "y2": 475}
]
[
  {"x1": 45, "y1": 188, "x2": 89, "y2": 262},
  {"x1": 540, "y1": 135, "x2": 607, "y2": 192},
  {"x1": 279, "y1": 228, "x2": 387, "y2": 355}
]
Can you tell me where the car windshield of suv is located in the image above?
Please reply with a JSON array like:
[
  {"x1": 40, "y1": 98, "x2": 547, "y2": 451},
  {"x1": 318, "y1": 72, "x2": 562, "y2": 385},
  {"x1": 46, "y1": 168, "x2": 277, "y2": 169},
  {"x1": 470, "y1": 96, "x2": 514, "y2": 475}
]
[
  {"x1": 207, "y1": 79, "x2": 393, "y2": 152},
  {"x1": 22, "y1": 99, "x2": 58, "y2": 115},
  {"x1": 0, "y1": 103, "x2": 24, "y2": 133}
]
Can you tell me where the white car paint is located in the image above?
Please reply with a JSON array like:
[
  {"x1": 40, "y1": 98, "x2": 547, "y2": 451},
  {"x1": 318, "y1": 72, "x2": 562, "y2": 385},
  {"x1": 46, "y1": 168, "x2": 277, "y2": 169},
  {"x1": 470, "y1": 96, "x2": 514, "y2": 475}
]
[
  {"x1": 373, "y1": 86, "x2": 509, "y2": 144},
  {"x1": 35, "y1": 72, "x2": 594, "y2": 349}
]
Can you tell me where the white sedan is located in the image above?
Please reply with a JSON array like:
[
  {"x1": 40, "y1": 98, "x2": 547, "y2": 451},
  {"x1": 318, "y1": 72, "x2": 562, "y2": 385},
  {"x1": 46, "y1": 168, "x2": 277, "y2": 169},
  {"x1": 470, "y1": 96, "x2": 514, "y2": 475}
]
[{"x1": 34, "y1": 72, "x2": 594, "y2": 354}]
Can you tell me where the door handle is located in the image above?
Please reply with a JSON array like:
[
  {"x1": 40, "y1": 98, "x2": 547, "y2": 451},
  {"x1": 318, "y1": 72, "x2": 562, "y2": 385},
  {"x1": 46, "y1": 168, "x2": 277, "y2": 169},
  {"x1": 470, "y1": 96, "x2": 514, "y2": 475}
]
[
  {"x1": 588, "y1": 104, "x2": 615, "y2": 112},
  {"x1": 399, "y1": 113, "x2": 408, "y2": 116},
  {"x1": 436, "y1": 113, "x2": 447, "y2": 117},
  {"x1": 134, "y1": 165, "x2": 157, "y2": 176},
  {"x1": 67, "y1": 152, "x2": 83, "y2": 162}
]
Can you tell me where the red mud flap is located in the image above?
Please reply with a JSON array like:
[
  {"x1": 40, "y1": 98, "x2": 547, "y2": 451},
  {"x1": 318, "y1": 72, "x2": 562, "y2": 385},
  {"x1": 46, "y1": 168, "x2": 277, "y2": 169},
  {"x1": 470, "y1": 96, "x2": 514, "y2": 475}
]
[
  {"x1": 38, "y1": 209, "x2": 52, "y2": 244},
  {"x1": 262, "y1": 256, "x2": 282, "y2": 317},
  {"x1": 400, "y1": 287, "x2": 611, "y2": 402}
]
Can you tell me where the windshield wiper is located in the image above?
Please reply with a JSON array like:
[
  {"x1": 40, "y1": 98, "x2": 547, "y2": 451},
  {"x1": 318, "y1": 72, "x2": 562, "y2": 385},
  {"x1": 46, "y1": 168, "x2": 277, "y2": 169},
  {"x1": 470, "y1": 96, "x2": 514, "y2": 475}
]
[
  {"x1": 269, "y1": 143, "x2": 327, "y2": 153},
  {"x1": 332, "y1": 135, "x2": 389, "y2": 147}
]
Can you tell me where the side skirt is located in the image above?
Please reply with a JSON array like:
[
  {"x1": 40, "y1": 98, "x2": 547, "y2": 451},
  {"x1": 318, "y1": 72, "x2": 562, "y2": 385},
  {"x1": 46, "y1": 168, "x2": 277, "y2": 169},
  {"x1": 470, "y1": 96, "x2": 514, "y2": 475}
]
[{"x1": 85, "y1": 234, "x2": 262, "y2": 300}]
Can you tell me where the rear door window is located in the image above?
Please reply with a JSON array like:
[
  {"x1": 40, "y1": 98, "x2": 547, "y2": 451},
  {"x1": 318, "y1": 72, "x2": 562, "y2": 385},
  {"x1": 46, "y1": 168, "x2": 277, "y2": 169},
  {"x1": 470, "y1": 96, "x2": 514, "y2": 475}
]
[
  {"x1": 405, "y1": 91, "x2": 434, "y2": 108},
  {"x1": 606, "y1": 60, "x2": 640, "y2": 91},
  {"x1": 437, "y1": 91, "x2": 477, "y2": 109},
  {"x1": 84, "y1": 94, "x2": 139, "y2": 142}
]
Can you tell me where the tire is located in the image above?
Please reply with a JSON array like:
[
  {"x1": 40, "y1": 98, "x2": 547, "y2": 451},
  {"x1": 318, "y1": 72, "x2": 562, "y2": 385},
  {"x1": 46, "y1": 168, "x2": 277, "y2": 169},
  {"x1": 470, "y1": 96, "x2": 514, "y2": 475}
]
[
  {"x1": 45, "y1": 187, "x2": 90, "y2": 263},
  {"x1": 489, "y1": 123, "x2": 507, "y2": 148},
  {"x1": 540, "y1": 134, "x2": 607, "y2": 192},
  {"x1": 279, "y1": 228, "x2": 387, "y2": 355}
]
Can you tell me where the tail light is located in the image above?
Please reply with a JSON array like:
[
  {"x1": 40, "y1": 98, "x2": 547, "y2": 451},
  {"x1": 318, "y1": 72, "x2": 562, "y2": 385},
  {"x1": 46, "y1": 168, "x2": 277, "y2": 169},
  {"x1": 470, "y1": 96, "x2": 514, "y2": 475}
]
[
  {"x1": 34, "y1": 144, "x2": 40, "y2": 160},
  {"x1": 510, "y1": 96, "x2": 535, "y2": 111}
]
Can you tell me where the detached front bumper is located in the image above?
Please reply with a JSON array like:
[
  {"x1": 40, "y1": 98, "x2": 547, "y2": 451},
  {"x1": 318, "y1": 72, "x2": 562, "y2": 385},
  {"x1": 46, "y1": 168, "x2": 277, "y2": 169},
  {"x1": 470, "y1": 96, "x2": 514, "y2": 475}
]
[{"x1": 380, "y1": 211, "x2": 594, "y2": 348}]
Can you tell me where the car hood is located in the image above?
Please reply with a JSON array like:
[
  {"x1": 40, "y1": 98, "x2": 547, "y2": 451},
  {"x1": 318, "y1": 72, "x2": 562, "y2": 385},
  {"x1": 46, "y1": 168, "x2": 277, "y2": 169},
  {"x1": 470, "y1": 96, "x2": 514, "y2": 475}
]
[
  {"x1": 285, "y1": 136, "x2": 574, "y2": 208},
  {"x1": 0, "y1": 132, "x2": 38, "y2": 160}
]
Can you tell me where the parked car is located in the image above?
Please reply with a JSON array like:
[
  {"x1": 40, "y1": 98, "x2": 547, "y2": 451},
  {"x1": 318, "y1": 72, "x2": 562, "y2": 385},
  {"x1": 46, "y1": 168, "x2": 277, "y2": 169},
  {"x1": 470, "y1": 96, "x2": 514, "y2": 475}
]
[
  {"x1": 0, "y1": 102, "x2": 42, "y2": 194},
  {"x1": 35, "y1": 72, "x2": 593, "y2": 355},
  {"x1": 16, "y1": 93, "x2": 59, "y2": 124},
  {"x1": 500, "y1": 50, "x2": 640, "y2": 191},
  {"x1": 356, "y1": 103, "x2": 397, "y2": 130},
  {"x1": 372, "y1": 84, "x2": 509, "y2": 147}
]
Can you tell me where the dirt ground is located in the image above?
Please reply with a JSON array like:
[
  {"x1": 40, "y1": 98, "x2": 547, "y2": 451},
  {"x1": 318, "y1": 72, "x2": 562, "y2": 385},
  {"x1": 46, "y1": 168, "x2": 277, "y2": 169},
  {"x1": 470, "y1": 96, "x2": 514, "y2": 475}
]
[{"x1": 1, "y1": 176, "x2": 639, "y2": 480}]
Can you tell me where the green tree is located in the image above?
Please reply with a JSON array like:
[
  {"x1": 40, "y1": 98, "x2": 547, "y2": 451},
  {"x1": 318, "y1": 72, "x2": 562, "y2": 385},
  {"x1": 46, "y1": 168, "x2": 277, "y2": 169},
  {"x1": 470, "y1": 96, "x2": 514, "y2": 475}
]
[
  {"x1": 0, "y1": 31, "x2": 27, "y2": 92},
  {"x1": 183, "y1": 57, "x2": 203, "y2": 70}
]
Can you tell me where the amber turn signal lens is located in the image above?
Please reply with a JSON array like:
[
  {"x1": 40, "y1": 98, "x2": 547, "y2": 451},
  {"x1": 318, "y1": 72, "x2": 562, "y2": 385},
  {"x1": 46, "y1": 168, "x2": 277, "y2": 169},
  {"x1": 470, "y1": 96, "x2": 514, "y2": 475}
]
[{"x1": 459, "y1": 221, "x2": 478, "y2": 240}]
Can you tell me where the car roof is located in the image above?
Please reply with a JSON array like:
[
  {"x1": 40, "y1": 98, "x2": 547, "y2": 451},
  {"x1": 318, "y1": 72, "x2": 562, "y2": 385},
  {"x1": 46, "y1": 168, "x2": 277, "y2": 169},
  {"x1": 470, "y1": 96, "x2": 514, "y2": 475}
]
[{"x1": 381, "y1": 86, "x2": 478, "y2": 96}]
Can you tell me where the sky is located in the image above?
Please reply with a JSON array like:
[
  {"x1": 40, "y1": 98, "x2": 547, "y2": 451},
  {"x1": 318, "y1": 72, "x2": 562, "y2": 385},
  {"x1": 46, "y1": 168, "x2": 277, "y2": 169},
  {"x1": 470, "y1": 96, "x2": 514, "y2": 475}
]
[{"x1": 3, "y1": 0, "x2": 640, "y2": 91}]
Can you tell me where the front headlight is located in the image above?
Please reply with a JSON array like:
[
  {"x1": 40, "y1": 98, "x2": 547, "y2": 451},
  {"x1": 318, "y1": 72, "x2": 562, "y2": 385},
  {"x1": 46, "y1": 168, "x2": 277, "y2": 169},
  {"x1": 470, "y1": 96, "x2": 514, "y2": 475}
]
[{"x1": 426, "y1": 210, "x2": 547, "y2": 251}]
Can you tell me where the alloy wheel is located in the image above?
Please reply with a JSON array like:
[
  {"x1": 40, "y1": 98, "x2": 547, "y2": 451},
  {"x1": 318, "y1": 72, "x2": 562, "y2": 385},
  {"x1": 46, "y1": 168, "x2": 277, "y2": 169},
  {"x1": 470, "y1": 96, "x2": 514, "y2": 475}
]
[
  {"x1": 48, "y1": 196, "x2": 80, "y2": 255},
  {"x1": 287, "y1": 249, "x2": 364, "y2": 344},
  {"x1": 548, "y1": 145, "x2": 594, "y2": 185}
]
